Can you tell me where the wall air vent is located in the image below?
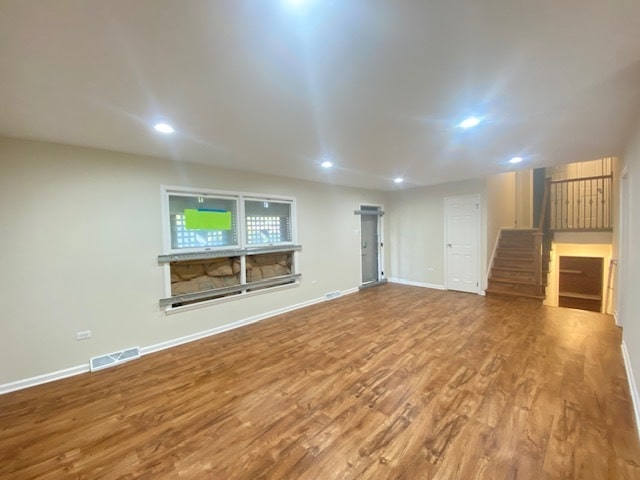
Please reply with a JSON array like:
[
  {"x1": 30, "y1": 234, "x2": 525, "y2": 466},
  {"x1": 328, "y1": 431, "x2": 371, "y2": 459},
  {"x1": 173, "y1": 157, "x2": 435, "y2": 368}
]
[
  {"x1": 90, "y1": 347, "x2": 140, "y2": 372},
  {"x1": 324, "y1": 290, "x2": 342, "y2": 300}
]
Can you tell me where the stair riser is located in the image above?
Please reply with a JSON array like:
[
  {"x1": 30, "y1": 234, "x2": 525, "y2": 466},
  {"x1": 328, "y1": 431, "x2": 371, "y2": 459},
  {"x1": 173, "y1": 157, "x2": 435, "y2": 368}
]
[
  {"x1": 485, "y1": 290, "x2": 544, "y2": 302},
  {"x1": 490, "y1": 271, "x2": 536, "y2": 282},
  {"x1": 493, "y1": 258, "x2": 535, "y2": 269},
  {"x1": 487, "y1": 281, "x2": 545, "y2": 297},
  {"x1": 499, "y1": 240, "x2": 535, "y2": 249},
  {"x1": 496, "y1": 250, "x2": 536, "y2": 259},
  {"x1": 490, "y1": 278, "x2": 549, "y2": 288},
  {"x1": 501, "y1": 230, "x2": 536, "y2": 234}
]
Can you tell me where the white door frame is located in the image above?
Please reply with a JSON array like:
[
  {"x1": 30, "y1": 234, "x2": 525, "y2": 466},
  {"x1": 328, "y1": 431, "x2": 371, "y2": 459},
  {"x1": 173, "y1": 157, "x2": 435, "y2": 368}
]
[
  {"x1": 358, "y1": 203, "x2": 384, "y2": 284},
  {"x1": 444, "y1": 194, "x2": 481, "y2": 294},
  {"x1": 616, "y1": 166, "x2": 629, "y2": 325}
]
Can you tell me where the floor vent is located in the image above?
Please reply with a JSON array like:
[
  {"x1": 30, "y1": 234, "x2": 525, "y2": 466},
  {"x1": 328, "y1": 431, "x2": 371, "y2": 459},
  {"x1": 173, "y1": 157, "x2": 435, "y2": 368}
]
[
  {"x1": 90, "y1": 347, "x2": 140, "y2": 372},
  {"x1": 325, "y1": 290, "x2": 342, "y2": 300}
]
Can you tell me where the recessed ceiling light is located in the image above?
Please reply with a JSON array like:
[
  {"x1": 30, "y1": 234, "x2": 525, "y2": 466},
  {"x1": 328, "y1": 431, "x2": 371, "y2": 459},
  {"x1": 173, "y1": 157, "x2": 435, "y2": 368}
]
[
  {"x1": 509, "y1": 156, "x2": 523, "y2": 164},
  {"x1": 394, "y1": 177, "x2": 404, "y2": 184},
  {"x1": 153, "y1": 123, "x2": 174, "y2": 134},
  {"x1": 458, "y1": 117, "x2": 481, "y2": 129},
  {"x1": 321, "y1": 160, "x2": 333, "y2": 168}
]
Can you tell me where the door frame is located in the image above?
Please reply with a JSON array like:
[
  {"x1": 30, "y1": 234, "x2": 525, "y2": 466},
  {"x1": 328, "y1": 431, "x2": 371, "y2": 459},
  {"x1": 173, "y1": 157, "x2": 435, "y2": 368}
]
[
  {"x1": 443, "y1": 194, "x2": 482, "y2": 294},
  {"x1": 358, "y1": 203, "x2": 385, "y2": 285},
  {"x1": 616, "y1": 165, "x2": 629, "y2": 325}
]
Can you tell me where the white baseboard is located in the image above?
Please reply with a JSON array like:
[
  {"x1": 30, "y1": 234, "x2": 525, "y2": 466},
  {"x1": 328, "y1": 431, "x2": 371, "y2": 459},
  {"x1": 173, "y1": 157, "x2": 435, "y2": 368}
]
[
  {"x1": 341, "y1": 287, "x2": 359, "y2": 296},
  {"x1": 0, "y1": 364, "x2": 90, "y2": 395},
  {"x1": 141, "y1": 288, "x2": 357, "y2": 356},
  {"x1": 388, "y1": 278, "x2": 446, "y2": 290},
  {"x1": 622, "y1": 340, "x2": 640, "y2": 440},
  {"x1": 0, "y1": 287, "x2": 360, "y2": 395}
]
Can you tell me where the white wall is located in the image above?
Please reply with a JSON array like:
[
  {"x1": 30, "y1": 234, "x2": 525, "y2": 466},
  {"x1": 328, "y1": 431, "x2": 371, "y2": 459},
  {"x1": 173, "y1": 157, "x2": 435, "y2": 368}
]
[
  {"x1": 387, "y1": 179, "x2": 487, "y2": 289},
  {"x1": 0, "y1": 137, "x2": 388, "y2": 385},
  {"x1": 619, "y1": 117, "x2": 640, "y2": 417}
]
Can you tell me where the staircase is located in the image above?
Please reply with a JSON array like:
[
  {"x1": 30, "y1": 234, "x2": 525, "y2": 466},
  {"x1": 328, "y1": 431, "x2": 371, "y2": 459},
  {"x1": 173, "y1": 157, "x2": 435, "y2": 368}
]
[{"x1": 486, "y1": 229, "x2": 549, "y2": 301}]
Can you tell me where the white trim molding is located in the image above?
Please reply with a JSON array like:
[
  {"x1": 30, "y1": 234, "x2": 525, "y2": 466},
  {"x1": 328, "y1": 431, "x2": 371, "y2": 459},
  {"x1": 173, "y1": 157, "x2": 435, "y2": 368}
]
[
  {"x1": 0, "y1": 287, "x2": 360, "y2": 395},
  {"x1": 0, "y1": 364, "x2": 90, "y2": 395},
  {"x1": 622, "y1": 340, "x2": 640, "y2": 440},
  {"x1": 388, "y1": 278, "x2": 446, "y2": 290}
]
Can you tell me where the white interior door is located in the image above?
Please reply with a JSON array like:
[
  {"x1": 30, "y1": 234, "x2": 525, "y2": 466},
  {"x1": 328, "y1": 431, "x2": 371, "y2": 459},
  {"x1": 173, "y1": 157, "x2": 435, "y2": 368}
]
[{"x1": 445, "y1": 194, "x2": 480, "y2": 293}]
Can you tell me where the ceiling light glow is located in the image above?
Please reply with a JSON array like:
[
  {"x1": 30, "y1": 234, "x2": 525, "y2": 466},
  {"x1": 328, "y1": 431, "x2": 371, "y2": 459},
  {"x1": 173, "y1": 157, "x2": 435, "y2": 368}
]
[
  {"x1": 458, "y1": 117, "x2": 481, "y2": 129},
  {"x1": 154, "y1": 123, "x2": 174, "y2": 134},
  {"x1": 283, "y1": 0, "x2": 309, "y2": 7},
  {"x1": 509, "y1": 156, "x2": 523, "y2": 164},
  {"x1": 394, "y1": 177, "x2": 404, "y2": 184},
  {"x1": 321, "y1": 160, "x2": 333, "y2": 168}
]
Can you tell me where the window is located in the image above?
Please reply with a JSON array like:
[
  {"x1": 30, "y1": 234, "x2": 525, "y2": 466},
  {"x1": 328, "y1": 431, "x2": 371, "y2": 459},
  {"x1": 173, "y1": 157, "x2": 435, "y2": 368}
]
[
  {"x1": 168, "y1": 193, "x2": 238, "y2": 251},
  {"x1": 245, "y1": 199, "x2": 292, "y2": 245},
  {"x1": 160, "y1": 186, "x2": 299, "y2": 310}
]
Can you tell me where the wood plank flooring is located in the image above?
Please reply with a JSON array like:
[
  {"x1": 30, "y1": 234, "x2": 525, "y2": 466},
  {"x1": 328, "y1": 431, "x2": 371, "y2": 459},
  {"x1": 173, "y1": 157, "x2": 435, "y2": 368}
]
[{"x1": 1, "y1": 284, "x2": 639, "y2": 479}]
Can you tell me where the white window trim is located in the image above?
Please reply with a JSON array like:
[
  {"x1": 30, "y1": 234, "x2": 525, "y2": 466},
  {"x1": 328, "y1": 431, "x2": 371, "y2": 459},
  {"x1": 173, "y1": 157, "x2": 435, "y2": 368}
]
[
  {"x1": 160, "y1": 185, "x2": 299, "y2": 312},
  {"x1": 243, "y1": 196, "x2": 296, "y2": 248},
  {"x1": 161, "y1": 186, "x2": 242, "y2": 254}
]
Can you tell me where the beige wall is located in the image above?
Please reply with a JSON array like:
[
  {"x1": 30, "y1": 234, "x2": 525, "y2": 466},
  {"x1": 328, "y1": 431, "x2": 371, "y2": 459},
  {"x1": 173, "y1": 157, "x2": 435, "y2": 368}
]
[
  {"x1": 486, "y1": 172, "x2": 516, "y2": 268},
  {"x1": 515, "y1": 170, "x2": 533, "y2": 228},
  {"x1": 610, "y1": 156, "x2": 622, "y2": 318},
  {"x1": 548, "y1": 157, "x2": 613, "y2": 180},
  {"x1": 0, "y1": 137, "x2": 388, "y2": 385},
  {"x1": 387, "y1": 179, "x2": 487, "y2": 289},
  {"x1": 619, "y1": 117, "x2": 640, "y2": 410}
]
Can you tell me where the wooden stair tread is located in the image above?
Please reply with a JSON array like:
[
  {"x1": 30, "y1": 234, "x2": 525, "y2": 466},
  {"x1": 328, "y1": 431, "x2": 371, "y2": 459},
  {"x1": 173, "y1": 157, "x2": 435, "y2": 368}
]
[
  {"x1": 489, "y1": 227, "x2": 550, "y2": 303},
  {"x1": 491, "y1": 266, "x2": 550, "y2": 274},
  {"x1": 489, "y1": 277, "x2": 548, "y2": 287},
  {"x1": 558, "y1": 291, "x2": 602, "y2": 301},
  {"x1": 500, "y1": 228, "x2": 540, "y2": 233}
]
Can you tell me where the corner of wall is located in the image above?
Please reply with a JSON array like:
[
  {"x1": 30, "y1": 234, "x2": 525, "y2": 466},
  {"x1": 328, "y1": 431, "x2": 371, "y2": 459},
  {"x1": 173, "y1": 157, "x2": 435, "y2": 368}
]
[{"x1": 622, "y1": 340, "x2": 640, "y2": 441}]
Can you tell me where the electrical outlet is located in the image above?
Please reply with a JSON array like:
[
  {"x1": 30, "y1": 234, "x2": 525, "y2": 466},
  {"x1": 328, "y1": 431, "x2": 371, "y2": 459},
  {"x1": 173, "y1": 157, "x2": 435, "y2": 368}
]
[
  {"x1": 311, "y1": 280, "x2": 317, "y2": 285},
  {"x1": 76, "y1": 330, "x2": 92, "y2": 341}
]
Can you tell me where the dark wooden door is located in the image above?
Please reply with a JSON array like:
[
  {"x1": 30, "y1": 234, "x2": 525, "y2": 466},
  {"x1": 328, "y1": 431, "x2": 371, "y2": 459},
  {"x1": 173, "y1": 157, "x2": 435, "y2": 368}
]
[{"x1": 558, "y1": 256, "x2": 603, "y2": 312}]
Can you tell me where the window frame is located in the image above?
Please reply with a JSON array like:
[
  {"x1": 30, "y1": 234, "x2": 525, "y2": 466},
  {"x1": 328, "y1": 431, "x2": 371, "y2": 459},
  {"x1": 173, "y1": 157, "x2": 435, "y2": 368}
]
[
  {"x1": 160, "y1": 185, "x2": 299, "y2": 312},
  {"x1": 243, "y1": 196, "x2": 295, "y2": 247},
  {"x1": 162, "y1": 187, "x2": 243, "y2": 254}
]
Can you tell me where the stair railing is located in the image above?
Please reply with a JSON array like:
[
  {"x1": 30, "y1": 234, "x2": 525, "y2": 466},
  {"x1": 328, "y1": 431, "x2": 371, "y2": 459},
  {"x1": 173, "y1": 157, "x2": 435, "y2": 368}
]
[{"x1": 548, "y1": 174, "x2": 613, "y2": 231}]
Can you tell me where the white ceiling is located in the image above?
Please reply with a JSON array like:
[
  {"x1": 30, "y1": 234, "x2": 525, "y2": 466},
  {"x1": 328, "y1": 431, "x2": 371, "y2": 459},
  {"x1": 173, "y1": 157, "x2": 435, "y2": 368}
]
[{"x1": 2, "y1": 1, "x2": 640, "y2": 190}]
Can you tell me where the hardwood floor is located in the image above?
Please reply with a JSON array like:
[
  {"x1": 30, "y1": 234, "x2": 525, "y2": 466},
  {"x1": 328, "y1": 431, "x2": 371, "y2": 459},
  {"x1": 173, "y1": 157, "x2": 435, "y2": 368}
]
[{"x1": 1, "y1": 284, "x2": 639, "y2": 479}]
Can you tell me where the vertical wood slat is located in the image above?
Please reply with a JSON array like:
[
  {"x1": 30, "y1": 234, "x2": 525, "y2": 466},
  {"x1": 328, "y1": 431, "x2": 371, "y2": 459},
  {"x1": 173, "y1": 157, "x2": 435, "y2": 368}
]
[
  {"x1": 537, "y1": 178, "x2": 551, "y2": 231},
  {"x1": 533, "y1": 232, "x2": 543, "y2": 295},
  {"x1": 585, "y1": 179, "x2": 593, "y2": 227}
]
